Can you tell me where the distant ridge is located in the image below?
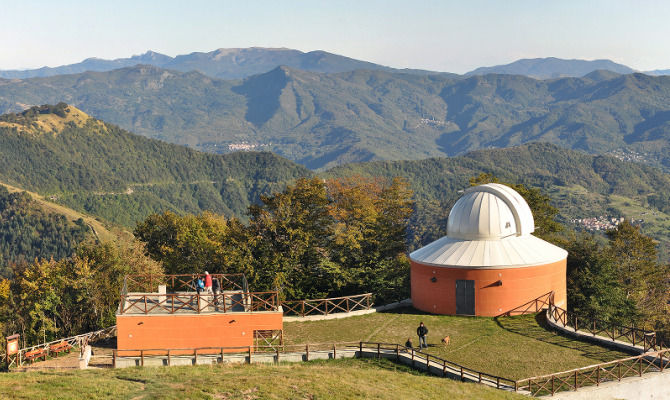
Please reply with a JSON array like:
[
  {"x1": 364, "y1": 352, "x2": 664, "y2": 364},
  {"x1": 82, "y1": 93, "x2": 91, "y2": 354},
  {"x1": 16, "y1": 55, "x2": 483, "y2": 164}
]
[
  {"x1": 466, "y1": 57, "x2": 635, "y2": 79},
  {"x1": 0, "y1": 47, "x2": 439, "y2": 80}
]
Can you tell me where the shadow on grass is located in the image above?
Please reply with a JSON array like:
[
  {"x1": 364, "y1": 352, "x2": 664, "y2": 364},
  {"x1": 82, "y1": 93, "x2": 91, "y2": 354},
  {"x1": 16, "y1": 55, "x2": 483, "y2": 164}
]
[
  {"x1": 377, "y1": 306, "x2": 431, "y2": 315},
  {"x1": 494, "y1": 313, "x2": 632, "y2": 362}
]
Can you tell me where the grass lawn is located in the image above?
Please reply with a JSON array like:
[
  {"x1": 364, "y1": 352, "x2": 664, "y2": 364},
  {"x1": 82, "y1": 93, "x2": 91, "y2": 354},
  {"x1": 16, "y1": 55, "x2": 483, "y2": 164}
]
[
  {"x1": 0, "y1": 358, "x2": 523, "y2": 400},
  {"x1": 283, "y1": 309, "x2": 631, "y2": 380}
]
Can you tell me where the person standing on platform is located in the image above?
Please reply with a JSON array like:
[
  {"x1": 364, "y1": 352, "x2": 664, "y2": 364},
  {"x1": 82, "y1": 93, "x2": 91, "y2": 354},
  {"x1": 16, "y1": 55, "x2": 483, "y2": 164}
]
[
  {"x1": 416, "y1": 322, "x2": 428, "y2": 349},
  {"x1": 196, "y1": 276, "x2": 205, "y2": 295},
  {"x1": 212, "y1": 277, "x2": 221, "y2": 305},
  {"x1": 204, "y1": 271, "x2": 213, "y2": 294}
]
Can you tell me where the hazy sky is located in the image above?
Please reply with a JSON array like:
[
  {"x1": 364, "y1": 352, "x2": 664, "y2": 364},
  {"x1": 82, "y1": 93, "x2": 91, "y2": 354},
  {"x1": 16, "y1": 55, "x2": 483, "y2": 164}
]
[{"x1": 2, "y1": 0, "x2": 669, "y2": 73}]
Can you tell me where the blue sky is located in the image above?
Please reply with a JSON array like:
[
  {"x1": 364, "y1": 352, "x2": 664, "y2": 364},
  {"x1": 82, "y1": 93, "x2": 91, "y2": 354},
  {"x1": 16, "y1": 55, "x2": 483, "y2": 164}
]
[{"x1": 1, "y1": 0, "x2": 669, "y2": 73}]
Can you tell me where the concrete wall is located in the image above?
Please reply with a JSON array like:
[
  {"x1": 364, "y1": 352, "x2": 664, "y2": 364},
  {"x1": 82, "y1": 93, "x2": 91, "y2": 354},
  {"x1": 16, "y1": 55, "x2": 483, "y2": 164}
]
[
  {"x1": 411, "y1": 259, "x2": 566, "y2": 316},
  {"x1": 117, "y1": 311, "x2": 282, "y2": 355}
]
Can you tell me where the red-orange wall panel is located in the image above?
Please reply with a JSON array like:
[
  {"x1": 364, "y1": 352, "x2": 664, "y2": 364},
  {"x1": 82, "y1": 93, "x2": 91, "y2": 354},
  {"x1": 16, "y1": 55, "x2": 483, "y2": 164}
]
[
  {"x1": 116, "y1": 312, "x2": 283, "y2": 355},
  {"x1": 411, "y1": 260, "x2": 566, "y2": 316}
]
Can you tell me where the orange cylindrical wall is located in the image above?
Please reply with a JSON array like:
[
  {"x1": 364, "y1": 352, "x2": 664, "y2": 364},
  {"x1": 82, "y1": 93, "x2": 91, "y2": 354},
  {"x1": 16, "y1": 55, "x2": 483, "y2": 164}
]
[
  {"x1": 410, "y1": 260, "x2": 566, "y2": 316},
  {"x1": 116, "y1": 312, "x2": 283, "y2": 355}
]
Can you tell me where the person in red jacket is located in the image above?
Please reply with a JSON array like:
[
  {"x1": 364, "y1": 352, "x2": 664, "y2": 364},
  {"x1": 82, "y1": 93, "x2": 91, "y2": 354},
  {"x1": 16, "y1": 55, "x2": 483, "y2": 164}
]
[{"x1": 204, "y1": 271, "x2": 213, "y2": 294}]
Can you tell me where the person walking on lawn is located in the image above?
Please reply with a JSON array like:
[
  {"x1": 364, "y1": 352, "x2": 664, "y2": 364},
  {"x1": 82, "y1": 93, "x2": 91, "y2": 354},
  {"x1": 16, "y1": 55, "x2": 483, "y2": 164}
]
[{"x1": 417, "y1": 322, "x2": 428, "y2": 349}]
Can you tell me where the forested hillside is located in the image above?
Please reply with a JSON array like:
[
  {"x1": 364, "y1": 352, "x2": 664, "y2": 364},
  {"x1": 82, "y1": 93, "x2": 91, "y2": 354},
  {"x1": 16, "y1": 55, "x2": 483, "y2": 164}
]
[
  {"x1": 3, "y1": 67, "x2": 670, "y2": 170},
  {"x1": 0, "y1": 104, "x2": 311, "y2": 227},
  {"x1": 325, "y1": 143, "x2": 670, "y2": 258},
  {"x1": 0, "y1": 186, "x2": 91, "y2": 277}
]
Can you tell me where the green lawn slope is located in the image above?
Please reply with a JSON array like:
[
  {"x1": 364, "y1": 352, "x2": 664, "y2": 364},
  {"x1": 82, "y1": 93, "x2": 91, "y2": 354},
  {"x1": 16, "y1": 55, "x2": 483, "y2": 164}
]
[{"x1": 0, "y1": 358, "x2": 522, "y2": 400}]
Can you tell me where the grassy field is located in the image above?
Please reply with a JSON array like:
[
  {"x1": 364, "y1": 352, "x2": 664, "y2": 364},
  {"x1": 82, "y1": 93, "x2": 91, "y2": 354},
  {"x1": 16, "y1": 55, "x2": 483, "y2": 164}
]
[
  {"x1": 283, "y1": 309, "x2": 630, "y2": 380},
  {"x1": 0, "y1": 358, "x2": 523, "y2": 400}
]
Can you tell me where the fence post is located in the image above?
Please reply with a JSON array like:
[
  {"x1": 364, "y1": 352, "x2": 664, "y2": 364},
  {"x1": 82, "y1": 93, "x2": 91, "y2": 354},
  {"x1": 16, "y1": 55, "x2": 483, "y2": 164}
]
[
  {"x1": 660, "y1": 352, "x2": 664, "y2": 372},
  {"x1": 194, "y1": 349, "x2": 197, "y2": 365},
  {"x1": 443, "y1": 362, "x2": 447, "y2": 377},
  {"x1": 306, "y1": 344, "x2": 309, "y2": 362},
  {"x1": 324, "y1": 301, "x2": 328, "y2": 316},
  {"x1": 574, "y1": 370, "x2": 578, "y2": 390},
  {"x1": 411, "y1": 348, "x2": 415, "y2": 366},
  {"x1": 551, "y1": 375, "x2": 554, "y2": 395},
  {"x1": 460, "y1": 366, "x2": 464, "y2": 381},
  {"x1": 333, "y1": 344, "x2": 336, "y2": 359},
  {"x1": 112, "y1": 350, "x2": 116, "y2": 368},
  {"x1": 276, "y1": 347, "x2": 280, "y2": 364},
  {"x1": 638, "y1": 357, "x2": 642, "y2": 376},
  {"x1": 597, "y1": 367, "x2": 600, "y2": 386},
  {"x1": 497, "y1": 376, "x2": 500, "y2": 389},
  {"x1": 248, "y1": 347, "x2": 252, "y2": 364},
  {"x1": 618, "y1": 362, "x2": 622, "y2": 381},
  {"x1": 346, "y1": 297, "x2": 350, "y2": 313},
  {"x1": 301, "y1": 301, "x2": 305, "y2": 317},
  {"x1": 478, "y1": 372, "x2": 482, "y2": 383},
  {"x1": 167, "y1": 349, "x2": 171, "y2": 366},
  {"x1": 359, "y1": 342, "x2": 362, "y2": 358},
  {"x1": 426, "y1": 354, "x2": 429, "y2": 370},
  {"x1": 395, "y1": 344, "x2": 399, "y2": 361},
  {"x1": 141, "y1": 350, "x2": 144, "y2": 367}
]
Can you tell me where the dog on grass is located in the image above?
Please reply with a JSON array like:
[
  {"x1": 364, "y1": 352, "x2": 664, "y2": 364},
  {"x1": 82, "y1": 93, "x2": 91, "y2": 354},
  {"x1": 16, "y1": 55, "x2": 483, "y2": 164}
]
[{"x1": 441, "y1": 336, "x2": 450, "y2": 346}]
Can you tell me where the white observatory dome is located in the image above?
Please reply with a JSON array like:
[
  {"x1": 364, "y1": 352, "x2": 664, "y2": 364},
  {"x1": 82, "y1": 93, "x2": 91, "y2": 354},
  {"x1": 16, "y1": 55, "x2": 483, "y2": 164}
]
[
  {"x1": 447, "y1": 183, "x2": 535, "y2": 240},
  {"x1": 410, "y1": 183, "x2": 566, "y2": 268}
]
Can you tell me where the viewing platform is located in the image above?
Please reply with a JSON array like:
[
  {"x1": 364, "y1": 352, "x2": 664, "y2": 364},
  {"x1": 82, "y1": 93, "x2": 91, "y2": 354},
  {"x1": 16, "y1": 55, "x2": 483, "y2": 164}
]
[
  {"x1": 116, "y1": 273, "x2": 283, "y2": 355},
  {"x1": 117, "y1": 273, "x2": 280, "y2": 315}
]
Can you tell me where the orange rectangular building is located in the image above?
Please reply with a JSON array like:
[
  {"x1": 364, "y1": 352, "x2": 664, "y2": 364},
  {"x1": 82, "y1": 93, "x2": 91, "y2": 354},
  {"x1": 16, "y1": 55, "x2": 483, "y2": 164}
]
[{"x1": 116, "y1": 274, "x2": 283, "y2": 355}]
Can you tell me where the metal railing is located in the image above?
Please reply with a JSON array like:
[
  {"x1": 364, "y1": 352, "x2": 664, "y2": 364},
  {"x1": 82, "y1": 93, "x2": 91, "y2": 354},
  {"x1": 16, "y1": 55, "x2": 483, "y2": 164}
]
[{"x1": 281, "y1": 293, "x2": 373, "y2": 317}]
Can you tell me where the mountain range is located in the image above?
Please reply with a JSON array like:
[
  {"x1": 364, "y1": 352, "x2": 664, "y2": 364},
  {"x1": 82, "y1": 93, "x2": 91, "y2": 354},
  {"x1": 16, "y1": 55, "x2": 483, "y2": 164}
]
[
  {"x1": 3, "y1": 65, "x2": 670, "y2": 170},
  {"x1": 5, "y1": 47, "x2": 670, "y2": 82},
  {"x1": 0, "y1": 48, "x2": 438, "y2": 80},
  {"x1": 465, "y1": 57, "x2": 636, "y2": 79}
]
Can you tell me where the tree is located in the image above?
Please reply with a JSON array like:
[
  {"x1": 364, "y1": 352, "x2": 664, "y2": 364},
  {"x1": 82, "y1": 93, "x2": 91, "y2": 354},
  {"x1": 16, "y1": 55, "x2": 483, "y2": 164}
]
[
  {"x1": 564, "y1": 233, "x2": 637, "y2": 325},
  {"x1": 606, "y1": 220, "x2": 669, "y2": 330}
]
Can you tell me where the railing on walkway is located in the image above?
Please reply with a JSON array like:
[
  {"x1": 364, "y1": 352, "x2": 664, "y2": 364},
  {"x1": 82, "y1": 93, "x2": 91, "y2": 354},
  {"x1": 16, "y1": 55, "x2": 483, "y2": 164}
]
[
  {"x1": 359, "y1": 342, "x2": 517, "y2": 390},
  {"x1": 118, "y1": 291, "x2": 279, "y2": 314},
  {"x1": 281, "y1": 293, "x2": 373, "y2": 317},
  {"x1": 517, "y1": 348, "x2": 670, "y2": 397},
  {"x1": 497, "y1": 291, "x2": 554, "y2": 317},
  {"x1": 6, "y1": 325, "x2": 117, "y2": 369},
  {"x1": 123, "y1": 273, "x2": 248, "y2": 294},
  {"x1": 112, "y1": 342, "x2": 361, "y2": 367},
  {"x1": 547, "y1": 297, "x2": 658, "y2": 352}
]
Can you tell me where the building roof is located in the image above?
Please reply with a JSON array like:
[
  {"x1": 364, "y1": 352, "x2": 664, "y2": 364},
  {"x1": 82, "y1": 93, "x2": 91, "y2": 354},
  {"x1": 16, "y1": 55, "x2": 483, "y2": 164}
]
[
  {"x1": 410, "y1": 183, "x2": 567, "y2": 268},
  {"x1": 447, "y1": 183, "x2": 535, "y2": 240}
]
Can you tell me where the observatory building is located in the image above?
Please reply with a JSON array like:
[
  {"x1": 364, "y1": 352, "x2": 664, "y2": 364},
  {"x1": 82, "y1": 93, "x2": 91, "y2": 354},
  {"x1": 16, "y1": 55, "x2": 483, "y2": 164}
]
[{"x1": 409, "y1": 183, "x2": 567, "y2": 316}]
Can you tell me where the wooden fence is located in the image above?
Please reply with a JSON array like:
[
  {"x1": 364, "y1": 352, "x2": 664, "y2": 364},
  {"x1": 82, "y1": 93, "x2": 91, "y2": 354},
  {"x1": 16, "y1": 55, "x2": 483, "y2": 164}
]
[
  {"x1": 359, "y1": 342, "x2": 517, "y2": 389},
  {"x1": 517, "y1": 348, "x2": 670, "y2": 396},
  {"x1": 123, "y1": 273, "x2": 248, "y2": 294},
  {"x1": 112, "y1": 341, "x2": 361, "y2": 367},
  {"x1": 547, "y1": 298, "x2": 658, "y2": 352},
  {"x1": 5, "y1": 325, "x2": 117, "y2": 369},
  {"x1": 497, "y1": 291, "x2": 554, "y2": 317},
  {"x1": 118, "y1": 291, "x2": 279, "y2": 314},
  {"x1": 281, "y1": 293, "x2": 373, "y2": 317}
]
